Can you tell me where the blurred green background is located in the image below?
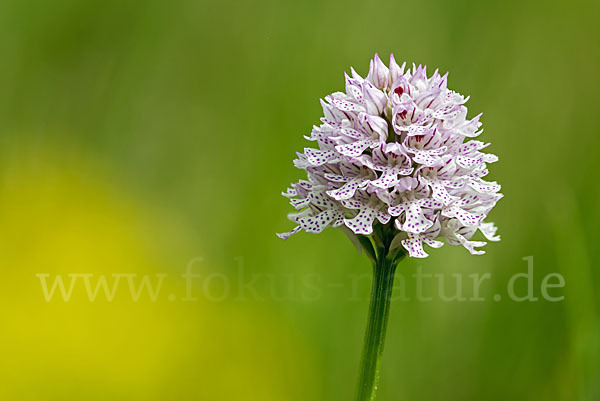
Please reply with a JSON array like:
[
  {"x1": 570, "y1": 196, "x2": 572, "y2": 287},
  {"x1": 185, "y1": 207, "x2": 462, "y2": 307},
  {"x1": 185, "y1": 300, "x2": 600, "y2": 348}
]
[{"x1": 0, "y1": 0, "x2": 599, "y2": 400}]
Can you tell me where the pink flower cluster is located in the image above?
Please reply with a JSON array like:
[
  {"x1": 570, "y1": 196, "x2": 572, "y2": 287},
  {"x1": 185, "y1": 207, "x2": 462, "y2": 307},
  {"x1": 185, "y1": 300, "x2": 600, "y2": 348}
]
[{"x1": 278, "y1": 54, "x2": 502, "y2": 258}]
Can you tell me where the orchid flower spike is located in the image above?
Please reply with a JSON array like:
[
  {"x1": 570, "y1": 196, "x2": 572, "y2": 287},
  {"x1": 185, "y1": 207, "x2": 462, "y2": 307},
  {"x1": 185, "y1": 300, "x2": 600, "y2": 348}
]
[{"x1": 278, "y1": 54, "x2": 502, "y2": 258}]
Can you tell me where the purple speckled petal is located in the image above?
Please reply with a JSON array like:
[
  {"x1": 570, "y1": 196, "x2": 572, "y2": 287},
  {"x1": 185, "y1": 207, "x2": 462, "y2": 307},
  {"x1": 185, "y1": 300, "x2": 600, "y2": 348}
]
[
  {"x1": 400, "y1": 202, "x2": 433, "y2": 233},
  {"x1": 442, "y1": 206, "x2": 484, "y2": 226},
  {"x1": 401, "y1": 233, "x2": 428, "y2": 258},
  {"x1": 344, "y1": 208, "x2": 376, "y2": 235},
  {"x1": 304, "y1": 148, "x2": 338, "y2": 166},
  {"x1": 336, "y1": 139, "x2": 376, "y2": 157},
  {"x1": 276, "y1": 226, "x2": 302, "y2": 240}
]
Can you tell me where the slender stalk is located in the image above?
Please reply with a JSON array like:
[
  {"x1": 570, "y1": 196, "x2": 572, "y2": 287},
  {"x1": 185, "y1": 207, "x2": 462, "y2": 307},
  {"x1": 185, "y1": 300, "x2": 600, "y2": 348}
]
[{"x1": 354, "y1": 252, "x2": 403, "y2": 401}]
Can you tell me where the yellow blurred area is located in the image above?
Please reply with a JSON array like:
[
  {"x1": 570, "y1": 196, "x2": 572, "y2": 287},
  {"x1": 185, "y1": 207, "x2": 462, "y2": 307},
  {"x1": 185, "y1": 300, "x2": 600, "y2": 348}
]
[{"x1": 0, "y1": 144, "x2": 317, "y2": 400}]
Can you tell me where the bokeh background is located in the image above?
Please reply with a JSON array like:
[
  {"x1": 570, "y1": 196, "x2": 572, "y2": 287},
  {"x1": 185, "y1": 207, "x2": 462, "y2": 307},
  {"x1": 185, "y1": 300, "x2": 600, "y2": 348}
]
[{"x1": 1, "y1": 0, "x2": 599, "y2": 400}]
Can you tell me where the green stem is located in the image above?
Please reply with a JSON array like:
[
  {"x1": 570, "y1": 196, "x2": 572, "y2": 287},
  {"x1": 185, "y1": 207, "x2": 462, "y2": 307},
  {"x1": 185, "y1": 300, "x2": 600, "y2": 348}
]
[{"x1": 354, "y1": 253, "x2": 403, "y2": 401}]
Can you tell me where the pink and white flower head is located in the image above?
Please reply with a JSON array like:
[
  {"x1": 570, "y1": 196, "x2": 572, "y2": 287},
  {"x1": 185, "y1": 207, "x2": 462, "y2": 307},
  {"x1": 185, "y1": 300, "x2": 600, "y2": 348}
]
[{"x1": 278, "y1": 54, "x2": 502, "y2": 258}]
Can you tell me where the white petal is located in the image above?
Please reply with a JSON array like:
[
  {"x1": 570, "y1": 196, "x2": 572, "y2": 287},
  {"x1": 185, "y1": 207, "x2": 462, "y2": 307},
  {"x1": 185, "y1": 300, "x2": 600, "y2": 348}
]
[
  {"x1": 344, "y1": 208, "x2": 376, "y2": 235},
  {"x1": 479, "y1": 222, "x2": 501, "y2": 241},
  {"x1": 304, "y1": 148, "x2": 338, "y2": 166},
  {"x1": 401, "y1": 235, "x2": 428, "y2": 258},
  {"x1": 442, "y1": 206, "x2": 484, "y2": 226},
  {"x1": 276, "y1": 226, "x2": 302, "y2": 240},
  {"x1": 400, "y1": 202, "x2": 433, "y2": 233},
  {"x1": 454, "y1": 233, "x2": 486, "y2": 255}
]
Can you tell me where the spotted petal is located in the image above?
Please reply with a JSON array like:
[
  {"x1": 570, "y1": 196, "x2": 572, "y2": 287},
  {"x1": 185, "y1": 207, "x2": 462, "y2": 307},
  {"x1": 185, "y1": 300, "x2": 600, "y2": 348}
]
[
  {"x1": 400, "y1": 202, "x2": 433, "y2": 233},
  {"x1": 304, "y1": 148, "x2": 338, "y2": 166},
  {"x1": 401, "y1": 233, "x2": 428, "y2": 258},
  {"x1": 336, "y1": 139, "x2": 377, "y2": 157},
  {"x1": 327, "y1": 179, "x2": 366, "y2": 200},
  {"x1": 276, "y1": 226, "x2": 301, "y2": 240},
  {"x1": 344, "y1": 208, "x2": 376, "y2": 235},
  {"x1": 442, "y1": 206, "x2": 484, "y2": 226},
  {"x1": 331, "y1": 98, "x2": 365, "y2": 113}
]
